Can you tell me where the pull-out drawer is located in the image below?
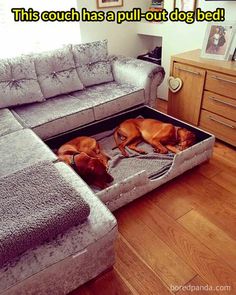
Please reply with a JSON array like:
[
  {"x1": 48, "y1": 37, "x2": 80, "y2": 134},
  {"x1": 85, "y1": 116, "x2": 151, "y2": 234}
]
[
  {"x1": 205, "y1": 71, "x2": 236, "y2": 100},
  {"x1": 46, "y1": 105, "x2": 214, "y2": 211},
  {"x1": 202, "y1": 91, "x2": 236, "y2": 122},
  {"x1": 199, "y1": 110, "x2": 236, "y2": 146}
]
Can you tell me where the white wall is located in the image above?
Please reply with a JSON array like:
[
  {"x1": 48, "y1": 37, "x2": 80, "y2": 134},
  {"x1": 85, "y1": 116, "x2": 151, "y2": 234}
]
[
  {"x1": 141, "y1": 0, "x2": 236, "y2": 100},
  {"x1": 77, "y1": 0, "x2": 153, "y2": 56}
]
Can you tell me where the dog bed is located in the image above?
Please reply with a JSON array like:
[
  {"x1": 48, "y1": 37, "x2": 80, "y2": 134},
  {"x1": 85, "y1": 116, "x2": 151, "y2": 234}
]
[
  {"x1": 46, "y1": 105, "x2": 215, "y2": 211},
  {"x1": 93, "y1": 128, "x2": 174, "y2": 186}
]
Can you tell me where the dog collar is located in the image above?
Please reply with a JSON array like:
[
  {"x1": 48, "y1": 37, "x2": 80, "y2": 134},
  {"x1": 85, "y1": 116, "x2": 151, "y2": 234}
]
[{"x1": 71, "y1": 152, "x2": 80, "y2": 170}]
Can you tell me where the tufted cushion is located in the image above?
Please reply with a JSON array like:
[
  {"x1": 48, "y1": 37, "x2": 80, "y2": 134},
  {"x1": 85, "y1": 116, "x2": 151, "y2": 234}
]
[
  {"x1": 72, "y1": 40, "x2": 114, "y2": 87},
  {"x1": 0, "y1": 56, "x2": 44, "y2": 109},
  {"x1": 34, "y1": 46, "x2": 84, "y2": 99}
]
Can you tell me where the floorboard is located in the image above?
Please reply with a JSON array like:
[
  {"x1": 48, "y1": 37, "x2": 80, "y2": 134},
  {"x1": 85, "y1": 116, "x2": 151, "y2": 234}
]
[
  {"x1": 114, "y1": 235, "x2": 172, "y2": 295},
  {"x1": 178, "y1": 210, "x2": 236, "y2": 272},
  {"x1": 116, "y1": 208, "x2": 196, "y2": 288},
  {"x1": 115, "y1": 197, "x2": 236, "y2": 293},
  {"x1": 71, "y1": 100, "x2": 236, "y2": 295}
]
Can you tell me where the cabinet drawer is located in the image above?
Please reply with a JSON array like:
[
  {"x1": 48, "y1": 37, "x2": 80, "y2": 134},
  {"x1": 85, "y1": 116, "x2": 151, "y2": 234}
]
[
  {"x1": 205, "y1": 71, "x2": 236, "y2": 99},
  {"x1": 202, "y1": 91, "x2": 236, "y2": 122},
  {"x1": 199, "y1": 110, "x2": 236, "y2": 146}
]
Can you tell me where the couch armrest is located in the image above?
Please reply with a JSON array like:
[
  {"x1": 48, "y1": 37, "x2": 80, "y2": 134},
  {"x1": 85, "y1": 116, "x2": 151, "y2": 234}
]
[{"x1": 111, "y1": 56, "x2": 165, "y2": 107}]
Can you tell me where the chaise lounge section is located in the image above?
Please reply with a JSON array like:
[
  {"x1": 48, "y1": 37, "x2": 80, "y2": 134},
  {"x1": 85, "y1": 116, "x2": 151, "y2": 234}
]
[{"x1": 0, "y1": 162, "x2": 117, "y2": 295}]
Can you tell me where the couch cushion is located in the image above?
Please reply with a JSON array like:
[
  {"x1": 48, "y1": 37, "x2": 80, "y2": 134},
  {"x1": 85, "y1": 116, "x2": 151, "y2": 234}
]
[
  {"x1": 12, "y1": 82, "x2": 144, "y2": 139},
  {"x1": 34, "y1": 46, "x2": 84, "y2": 99},
  {"x1": 0, "y1": 161, "x2": 90, "y2": 267},
  {"x1": 12, "y1": 94, "x2": 94, "y2": 139},
  {"x1": 0, "y1": 129, "x2": 57, "y2": 177},
  {"x1": 0, "y1": 162, "x2": 117, "y2": 293},
  {"x1": 0, "y1": 56, "x2": 44, "y2": 108},
  {"x1": 0, "y1": 108, "x2": 23, "y2": 137},
  {"x1": 71, "y1": 82, "x2": 145, "y2": 120},
  {"x1": 72, "y1": 40, "x2": 113, "y2": 87}
]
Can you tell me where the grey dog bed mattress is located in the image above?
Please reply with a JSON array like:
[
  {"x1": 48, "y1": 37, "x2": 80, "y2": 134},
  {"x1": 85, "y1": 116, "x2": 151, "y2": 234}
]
[{"x1": 46, "y1": 106, "x2": 215, "y2": 211}]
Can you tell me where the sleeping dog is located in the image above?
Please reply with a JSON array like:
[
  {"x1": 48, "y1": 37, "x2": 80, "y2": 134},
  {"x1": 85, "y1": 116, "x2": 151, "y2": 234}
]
[
  {"x1": 58, "y1": 136, "x2": 113, "y2": 189},
  {"x1": 114, "y1": 118, "x2": 196, "y2": 157}
]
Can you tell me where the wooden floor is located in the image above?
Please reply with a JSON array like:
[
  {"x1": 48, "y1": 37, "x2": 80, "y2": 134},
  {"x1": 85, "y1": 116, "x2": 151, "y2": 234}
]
[{"x1": 71, "y1": 100, "x2": 236, "y2": 295}]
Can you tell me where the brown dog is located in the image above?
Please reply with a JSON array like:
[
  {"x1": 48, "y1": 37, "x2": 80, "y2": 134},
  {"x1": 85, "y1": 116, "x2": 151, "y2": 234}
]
[
  {"x1": 114, "y1": 118, "x2": 196, "y2": 157},
  {"x1": 58, "y1": 136, "x2": 110, "y2": 167},
  {"x1": 58, "y1": 136, "x2": 113, "y2": 189}
]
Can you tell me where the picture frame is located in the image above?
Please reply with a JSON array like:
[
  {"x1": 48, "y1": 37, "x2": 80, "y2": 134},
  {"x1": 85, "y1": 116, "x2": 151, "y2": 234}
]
[
  {"x1": 97, "y1": 0, "x2": 123, "y2": 9},
  {"x1": 201, "y1": 22, "x2": 236, "y2": 61},
  {"x1": 174, "y1": 0, "x2": 196, "y2": 11},
  {"x1": 149, "y1": 0, "x2": 164, "y2": 10}
]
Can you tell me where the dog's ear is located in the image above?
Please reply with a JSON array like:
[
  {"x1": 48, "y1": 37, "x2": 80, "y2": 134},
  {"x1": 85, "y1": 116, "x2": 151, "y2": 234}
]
[{"x1": 74, "y1": 153, "x2": 90, "y2": 171}]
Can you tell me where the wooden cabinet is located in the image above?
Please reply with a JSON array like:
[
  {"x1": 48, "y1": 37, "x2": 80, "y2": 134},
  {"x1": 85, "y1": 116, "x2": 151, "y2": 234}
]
[
  {"x1": 168, "y1": 49, "x2": 236, "y2": 147},
  {"x1": 168, "y1": 63, "x2": 205, "y2": 125}
]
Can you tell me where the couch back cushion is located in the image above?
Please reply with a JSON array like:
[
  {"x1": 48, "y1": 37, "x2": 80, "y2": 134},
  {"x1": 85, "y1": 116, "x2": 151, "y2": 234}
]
[
  {"x1": 0, "y1": 56, "x2": 44, "y2": 109},
  {"x1": 72, "y1": 40, "x2": 114, "y2": 87},
  {"x1": 34, "y1": 46, "x2": 84, "y2": 99}
]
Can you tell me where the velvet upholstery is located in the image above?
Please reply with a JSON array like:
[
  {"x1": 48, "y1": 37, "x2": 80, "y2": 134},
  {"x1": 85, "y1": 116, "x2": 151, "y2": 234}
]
[
  {"x1": 0, "y1": 129, "x2": 57, "y2": 177},
  {"x1": 0, "y1": 162, "x2": 117, "y2": 294},
  {"x1": 34, "y1": 46, "x2": 84, "y2": 99},
  {"x1": 111, "y1": 56, "x2": 165, "y2": 107},
  {"x1": 0, "y1": 56, "x2": 44, "y2": 108},
  {"x1": 0, "y1": 108, "x2": 23, "y2": 137},
  {"x1": 72, "y1": 40, "x2": 113, "y2": 87},
  {"x1": 12, "y1": 82, "x2": 144, "y2": 139}
]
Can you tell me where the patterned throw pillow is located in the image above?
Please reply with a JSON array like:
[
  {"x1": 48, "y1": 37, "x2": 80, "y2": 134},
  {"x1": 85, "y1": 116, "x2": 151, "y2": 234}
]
[
  {"x1": 34, "y1": 46, "x2": 84, "y2": 99},
  {"x1": 0, "y1": 56, "x2": 44, "y2": 109},
  {"x1": 72, "y1": 40, "x2": 114, "y2": 87}
]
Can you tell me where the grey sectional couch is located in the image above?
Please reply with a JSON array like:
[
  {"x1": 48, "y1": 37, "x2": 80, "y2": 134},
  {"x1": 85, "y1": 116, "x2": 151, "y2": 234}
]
[{"x1": 0, "y1": 40, "x2": 165, "y2": 294}]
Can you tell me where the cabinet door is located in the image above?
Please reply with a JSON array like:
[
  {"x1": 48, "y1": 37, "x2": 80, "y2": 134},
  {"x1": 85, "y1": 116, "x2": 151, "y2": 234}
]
[{"x1": 168, "y1": 63, "x2": 206, "y2": 125}]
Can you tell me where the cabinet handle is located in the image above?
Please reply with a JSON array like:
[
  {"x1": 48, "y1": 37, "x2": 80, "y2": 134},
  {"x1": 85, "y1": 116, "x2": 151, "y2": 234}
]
[
  {"x1": 175, "y1": 67, "x2": 200, "y2": 76},
  {"x1": 209, "y1": 96, "x2": 236, "y2": 108},
  {"x1": 208, "y1": 116, "x2": 235, "y2": 129},
  {"x1": 211, "y1": 75, "x2": 236, "y2": 85}
]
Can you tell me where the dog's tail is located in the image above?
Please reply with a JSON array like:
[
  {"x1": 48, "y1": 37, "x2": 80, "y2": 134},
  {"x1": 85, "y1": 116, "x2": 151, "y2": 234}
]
[{"x1": 112, "y1": 127, "x2": 120, "y2": 150}]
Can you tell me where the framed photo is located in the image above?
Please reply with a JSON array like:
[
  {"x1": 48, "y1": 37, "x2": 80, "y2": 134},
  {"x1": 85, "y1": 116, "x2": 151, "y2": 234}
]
[
  {"x1": 97, "y1": 0, "x2": 123, "y2": 9},
  {"x1": 174, "y1": 0, "x2": 196, "y2": 11},
  {"x1": 149, "y1": 0, "x2": 164, "y2": 9},
  {"x1": 201, "y1": 23, "x2": 236, "y2": 60}
]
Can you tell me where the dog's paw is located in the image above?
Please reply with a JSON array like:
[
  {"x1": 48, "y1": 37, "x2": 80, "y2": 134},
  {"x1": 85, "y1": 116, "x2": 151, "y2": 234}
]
[{"x1": 122, "y1": 151, "x2": 130, "y2": 157}]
